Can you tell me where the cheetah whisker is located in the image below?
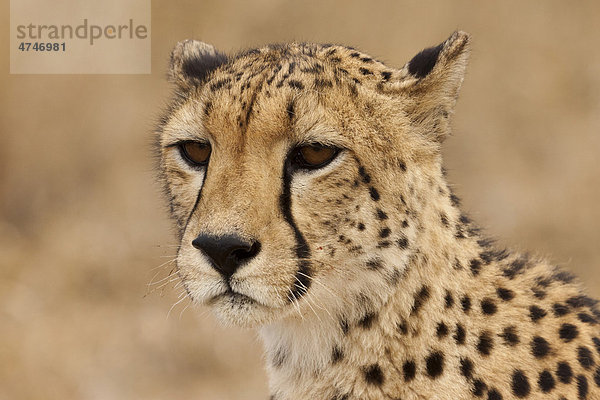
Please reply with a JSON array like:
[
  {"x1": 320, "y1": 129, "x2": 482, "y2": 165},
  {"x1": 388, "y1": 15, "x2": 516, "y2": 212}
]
[
  {"x1": 166, "y1": 290, "x2": 191, "y2": 320},
  {"x1": 293, "y1": 281, "x2": 322, "y2": 323},
  {"x1": 287, "y1": 288, "x2": 305, "y2": 321}
]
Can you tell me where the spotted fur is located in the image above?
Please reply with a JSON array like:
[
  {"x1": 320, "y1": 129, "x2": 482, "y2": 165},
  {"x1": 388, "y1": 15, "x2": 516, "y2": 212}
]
[{"x1": 157, "y1": 32, "x2": 600, "y2": 399}]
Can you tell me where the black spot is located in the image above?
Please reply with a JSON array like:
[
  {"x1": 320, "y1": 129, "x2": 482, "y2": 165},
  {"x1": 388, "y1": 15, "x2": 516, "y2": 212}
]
[
  {"x1": 411, "y1": 286, "x2": 430, "y2": 314},
  {"x1": 578, "y1": 346, "x2": 595, "y2": 370},
  {"x1": 300, "y1": 63, "x2": 324, "y2": 74},
  {"x1": 381, "y1": 71, "x2": 392, "y2": 81},
  {"x1": 396, "y1": 237, "x2": 409, "y2": 249},
  {"x1": 331, "y1": 393, "x2": 348, "y2": 400},
  {"x1": 398, "y1": 160, "x2": 407, "y2": 171},
  {"x1": 408, "y1": 42, "x2": 443, "y2": 79},
  {"x1": 481, "y1": 298, "x2": 497, "y2": 315},
  {"x1": 376, "y1": 208, "x2": 388, "y2": 220},
  {"x1": 366, "y1": 258, "x2": 383, "y2": 270},
  {"x1": 529, "y1": 305, "x2": 547, "y2": 322},
  {"x1": 553, "y1": 302, "x2": 570, "y2": 316},
  {"x1": 477, "y1": 238, "x2": 494, "y2": 248},
  {"x1": 473, "y1": 379, "x2": 487, "y2": 397},
  {"x1": 357, "y1": 222, "x2": 366, "y2": 231},
  {"x1": 567, "y1": 295, "x2": 598, "y2": 309},
  {"x1": 387, "y1": 267, "x2": 401, "y2": 286},
  {"x1": 425, "y1": 351, "x2": 444, "y2": 378},
  {"x1": 436, "y1": 322, "x2": 449, "y2": 338},
  {"x1": 559, "y1": 323, "x2": 579, "y2": 342},
  {"x1": 552, "y1": 270, "x2": 576, "y2": 283},
  {"x1": 487, "y1": 389, "x2": 502, "y2": 400},
  {"x1": 331, "y1": 345, "x2": 344, "y2": 364},
  {"x1": 460, "y1": 357, "x2": 473, "y2": 379},
  {"x1": 287, "y1": 62, "x2": 296, "y2": 75},
  {"x1": 535, "y1": 276, "x2": 552, "y2": 288},
  {"x1": 594, "y1": 367, "x2": 600, "y2": 387},
  {"x1": 593, "y1": 337, "x2": 600, "y2": 354},
  {"x1": 538, "y1": 370, "x2": 555, "y2": 393},
  {"x1": 440, "y1": 213, "x2": 449, "y2": 227},
  {"x1": 454, "y1": 323, "x2": 466, "y2": 345},
  {"x1": 459, "y1": 214, "x2": 471, "y2": 224},
  {"x1": 285, "y1": 100, "x2": 295, "y2": 121},
  {"x1": 379, "y1": 228, "x2": 391, "y2": 238},
  {"x1": 359, "y1": 67, "x2": 373, "y2": 76},
  {"x1": 492, "y1": 249, "x2": 510, "y2": 262},
  {"x1": 203, "y1": 101, "x2": 213, "y2": 117},
  {"x1": 499, "y1": 326, "x2": 519, "y2": 346},
  {"x1": 512, "y1": 370, "x2": 530, "y2": 398},
  {"x1": 403, "y1": 360, "x2": 416, "y2": 381},
  {"x1": 358, "y1": 312, "x2": 377, "y2": 328},
  {"x1": 271, "y1": 347, "x2": 287, "y2": 368},
  {"x1": 496, "y1": 287, "x2": 515, "y2": 301},
  {"x1": 450, "y1": 193, "x2": 461, "y2": 206},
  {"x1": 363, "y1": 364, "x2": 384, "y2": 385},
  {"x1": 479, "y1": 249, "x2": 500, "y2": 264},
  {"x1": 503, "y1": 258, "x2": 528, "y2": 279},
  {"x1": 314, "y1": 78, "x2": 333, "y2": 89},
  {"x1": 358, "y1": 166, "x2": 371, "y2": 183},
  {"x1": 266, "y1": 64, "x2": 282, "y2": 86},
  {"x1": 477, "y1": 331, "x2": 494, "y2": 356},
  {"x1": 531, "y1": 336, "x2": 551, "y2": 359},
  {"x1": 470, "y1": 259, "x2": 482, "y2": 275},
  {"x1": 376, "y1": 240, "x2": 391, "y2": 249},
  {"x1": 397, "y1": 320, "x2": 408, "y2": 335},
  {"x1": 557, "y1": 362, "x2": 573, "y2": 384},
  {"x1": 444, "y1": 291, "x2": 454, "y2": 308},
  {"x1": 577, "y1": 375, "x2": 588, "y2": 399},
  {"x1": 348, "y1": 83, "x2": 358, "y2": 96},
  {"x1": 578, "y1": 312, "x2": 598, "y2": 325},
  {"x1": 340, "y1": 319, "x2": 349, "y2": 335},
  {"x1": 369, "y1": 187, "x2": 380, "y2": 201},
  {"x1": 208, "y1": 77, "x2": 232, "y2": 91},
  {"x1": 288, "y1": 80, "x2": 304, "y2": 90},
  {"x1": 461, "y1": 295, "x2": 472, "y2": 313}
]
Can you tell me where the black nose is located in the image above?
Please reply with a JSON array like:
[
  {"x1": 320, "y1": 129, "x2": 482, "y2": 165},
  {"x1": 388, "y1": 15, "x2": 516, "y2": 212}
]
[{"x1": 191, "y1": 234, "x2": 261, "y2": 279}]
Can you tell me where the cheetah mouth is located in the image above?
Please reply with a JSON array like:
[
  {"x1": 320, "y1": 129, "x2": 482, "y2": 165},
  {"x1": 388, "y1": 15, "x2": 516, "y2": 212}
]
[{"x1": 208, "y1": 289, "x2": 261, "y2": 307}]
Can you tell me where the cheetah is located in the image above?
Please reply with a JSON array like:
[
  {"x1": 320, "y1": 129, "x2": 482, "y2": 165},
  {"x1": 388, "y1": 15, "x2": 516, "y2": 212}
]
[{"x1": 156, "y1": 31, "x2": 600, "y2": 400}]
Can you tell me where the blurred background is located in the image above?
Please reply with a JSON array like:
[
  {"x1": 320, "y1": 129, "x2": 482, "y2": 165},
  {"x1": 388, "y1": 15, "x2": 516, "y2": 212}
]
[{"x1": 1, "y1": 1, "x2": 599, "y2": 399}]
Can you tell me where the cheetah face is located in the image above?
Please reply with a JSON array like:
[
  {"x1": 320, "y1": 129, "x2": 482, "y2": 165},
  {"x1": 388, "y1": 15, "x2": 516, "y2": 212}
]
[{"x1": 157, "y1": 34, "x2": 470, "y2": 327}]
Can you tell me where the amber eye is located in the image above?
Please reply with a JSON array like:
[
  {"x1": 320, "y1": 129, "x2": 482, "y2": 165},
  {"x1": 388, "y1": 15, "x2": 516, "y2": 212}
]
[
  {"x1": 179, "y1": 141, "x2": 211, "y2": 167},
  {"x1": 292, "y1": 144, "x2": 339, "y2": 170}
]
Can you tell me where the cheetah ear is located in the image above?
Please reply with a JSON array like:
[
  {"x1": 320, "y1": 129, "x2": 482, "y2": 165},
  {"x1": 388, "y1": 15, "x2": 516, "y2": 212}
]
[
  {"x1": 169, "y1": 40, "x2": 228, "y2": 91},
  {"x1": 385, "y1": 31, "x2": 471, "y2": 142}
]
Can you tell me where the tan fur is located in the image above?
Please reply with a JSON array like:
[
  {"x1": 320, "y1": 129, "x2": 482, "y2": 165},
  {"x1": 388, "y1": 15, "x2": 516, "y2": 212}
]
[{"x1": 157, "y1": 32, "x2": 600, "y2": 399}]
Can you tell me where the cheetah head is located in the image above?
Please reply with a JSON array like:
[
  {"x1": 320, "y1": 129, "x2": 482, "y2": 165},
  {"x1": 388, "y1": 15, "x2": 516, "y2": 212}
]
[{"x1": 157, "y1": 32, "x2": 470, "y2": 327}]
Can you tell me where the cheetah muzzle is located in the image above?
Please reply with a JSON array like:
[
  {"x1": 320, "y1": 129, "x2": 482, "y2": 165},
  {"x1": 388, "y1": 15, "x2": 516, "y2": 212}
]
[{"x1": 157, "y1": 32, "x2": 600, "y2": 400}]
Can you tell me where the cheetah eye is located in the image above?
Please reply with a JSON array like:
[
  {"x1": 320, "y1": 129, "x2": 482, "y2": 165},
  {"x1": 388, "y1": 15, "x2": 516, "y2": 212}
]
[
  {"x1": 178, "y1": 141, "x2": 211, "y2": 167},
  {"x1": 291, "y1": 144, "x2": 340, "y2": 170}
]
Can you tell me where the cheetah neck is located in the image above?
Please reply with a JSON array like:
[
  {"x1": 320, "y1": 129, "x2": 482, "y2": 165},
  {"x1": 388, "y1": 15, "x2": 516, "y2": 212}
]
[{"x1": 259, "y1": 195, "x2": 485, "y2": 398}]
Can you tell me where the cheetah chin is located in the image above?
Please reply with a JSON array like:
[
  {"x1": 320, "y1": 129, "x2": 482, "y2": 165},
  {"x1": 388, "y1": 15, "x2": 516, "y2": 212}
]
[{"x1": 157, "y1": 32, "x2": 600, "y2": 400}]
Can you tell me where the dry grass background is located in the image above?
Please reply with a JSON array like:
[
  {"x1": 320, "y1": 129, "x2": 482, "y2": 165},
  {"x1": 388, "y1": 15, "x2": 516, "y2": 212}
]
[{"x1": 1, "y1": 1, "x2": 599, "y2": 399}]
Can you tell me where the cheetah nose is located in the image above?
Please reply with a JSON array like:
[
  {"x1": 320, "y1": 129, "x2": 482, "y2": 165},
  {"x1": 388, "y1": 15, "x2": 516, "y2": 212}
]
[{"x1": 191, "y1": 234, "x2": 261, "y2": 279}]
